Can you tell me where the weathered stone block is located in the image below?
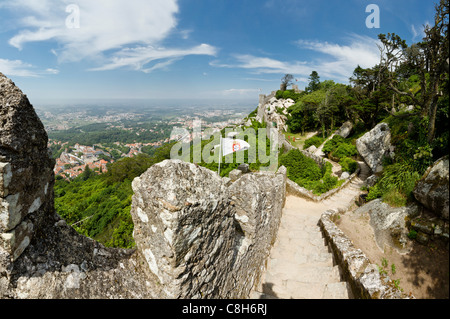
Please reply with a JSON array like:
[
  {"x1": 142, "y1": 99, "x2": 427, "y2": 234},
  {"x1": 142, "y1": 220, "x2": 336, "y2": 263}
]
[
  {"x1": 130, "y1": 160, "x2": 287, "y2": 299},
  {"x1": 0, "y1": 162, "x2": 12, "y2": 197},
  {"x1": 0, "y1": 219, "x2": 33, "y2": 261},
  {"x1": 356, "y1": 123, "x2": 393, "y2": 173},
  {"x1": 229, "y1": 169, "x2": 242, "y2": 182},
  {"x1": 413, "y1": 156, "x2": 449, "y2": 220}
]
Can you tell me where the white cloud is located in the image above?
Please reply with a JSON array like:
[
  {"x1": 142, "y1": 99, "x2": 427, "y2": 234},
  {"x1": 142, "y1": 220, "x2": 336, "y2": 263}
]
[
  {"x1": 0, "y1": 58, "x2": 59, "y2": 77},
  {"x1": 411, "y1": 21, "x2": 430, "y2": 42},
  {"x1": 0, "y1": 58, "x2": 37, "y2": 77},
  {"x1": 2, "y1": 0, "x2": 217, "y2": 72},
  {"x1": 91, "y1": 44, "x2": 217, "y2": 72},
  {"x1": 296, "y1": 36, "x2": 381, "y2": 81},
  {"x1": 211, "y1": 55, "x2": 309, "y2": 75},
  {"x1": 211, "y1": 34, "x2": 381, "y2": 83}
]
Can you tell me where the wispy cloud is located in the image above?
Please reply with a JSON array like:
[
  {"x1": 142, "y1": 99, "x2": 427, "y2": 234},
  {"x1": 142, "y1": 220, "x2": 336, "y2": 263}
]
[
  {"x1": 91, "y1": 44, "x2": 217, "y2": 72},
  {"x1": 0, "y1": 58, "x2": 58, "y2": 77},
  {"x1": 295, "y1": 35, "x2": 381, "y2": 80},
  {"x1": 1, "y1": 0, "x2": 217, "y2": 72},
  {"x1": 411, "y1": 21, "x2": 430, "y2": 42},
  {"x1": 211, "y1": 34, "x2": 381, "y2": 83}
]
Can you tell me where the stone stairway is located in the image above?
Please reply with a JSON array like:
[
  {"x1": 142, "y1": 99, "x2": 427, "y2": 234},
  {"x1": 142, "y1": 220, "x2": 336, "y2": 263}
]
[
  {"x1": 251, "y1": 205, "x2": 351, "y2": 299},
  {"x1": 250, "y1": 165, "x2": 370, "y2": 299}
]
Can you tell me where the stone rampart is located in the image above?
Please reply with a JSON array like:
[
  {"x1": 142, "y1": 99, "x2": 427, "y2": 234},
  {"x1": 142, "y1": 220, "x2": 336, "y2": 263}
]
[{"x1": 130, "y1": 160, "x2": 287, "y2": 298}]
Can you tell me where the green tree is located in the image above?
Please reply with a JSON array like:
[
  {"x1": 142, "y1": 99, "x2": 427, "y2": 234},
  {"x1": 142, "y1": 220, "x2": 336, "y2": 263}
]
[
  {"x1": 377, "y1": 0, "x2": 449, "y2": 143},
  {"x1": 306, "y1": 71, "x2": 321, "y2": 93},
  {"x1": 81, "y1": 165, "x2": 93, "y2": 181}
]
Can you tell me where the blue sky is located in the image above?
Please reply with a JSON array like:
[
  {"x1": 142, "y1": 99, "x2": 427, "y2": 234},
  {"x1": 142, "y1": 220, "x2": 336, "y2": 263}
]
[{"x1": 0, "y1": 0, "x2": 438, "y2": 105}]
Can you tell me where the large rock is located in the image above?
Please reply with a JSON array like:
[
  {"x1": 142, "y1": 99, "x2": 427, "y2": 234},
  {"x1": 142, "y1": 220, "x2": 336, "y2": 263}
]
[
  {"x1": 355, "y1": 199, "x2": 420, "y2": 253},
  {"x1": 1, "y1": 72, "x2": 55, "y2": 265},
  {"x1": 413, "y1": 156, "x2": 449, "y2": 220},
  {"x1": 356, "y1": 123, "x2": 393, "y2": 173},
  {"x1": 336, "y1": 121, "x2": 353, "y2": 139}
]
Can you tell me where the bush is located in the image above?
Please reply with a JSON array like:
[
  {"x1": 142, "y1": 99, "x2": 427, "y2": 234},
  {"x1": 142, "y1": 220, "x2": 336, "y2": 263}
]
[
  {"x1": 366, "y1": 161, "x2": 421, "y2": 206},
  {"x1": 382, "y1": 188, "x2": 408, "y2": 207},
  {"x1": 322, "y1": 135, "x2": 357, "y2": 161},
  {"x1": 279, "y1": 149, "x2": 322, "y2": 182},
  {"x1": 333, "y1": 143, "x2": 357, "y2": 160},
  {"x1": 283, "y1": 158, "x2": 343, "y2": 196},
  {"x1": 276, "y1": 90, "x2": 302, "y2": 102},
  {"x1": 303, "y1": 136, "x2": 325, "y2": 150},
  {"x1": 340, "y1": 157, "x2": 357, "y2": 174},
  {"x1": 408, "y1": 229, "x2": 418, "y2": 240},
  {"x1": 322, "y1": 135, "x2": 346, "y2": 154}
]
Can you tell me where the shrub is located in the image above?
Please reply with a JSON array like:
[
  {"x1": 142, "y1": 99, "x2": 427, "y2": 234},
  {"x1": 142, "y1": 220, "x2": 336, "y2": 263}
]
[
  {"x1": 279, "y1": 149, "x2": 322, "y2": 182},
  {"x1": 339, "y1": 157, "x2": 357, "y2": 174},
  {"x1": 407, "y1": 229, "x2": 418, "y2": 239},
  {"x1": 276, "y1": 90, "x2": 284, "y2": 99},
  {"x1": 366, "y1": 162, "x2": 421, "y2": 206},
  {"x1": 367, "y1": 183, "x2": 383, "y2": 201},
  {"x1": 280, "y1": 150, "x2": 345, "y2": 196},
  {"x1": 322, "y1": 135, "x2": 346, "y2": 154},
  {"x1": 276, "y1": 90, "x2": 302, "y2": 102},
  {"x1": 322, "y1": 135, "x2": 357, "y2": 161},
  {"x1": 303, "y1": 136, "x2": 325, "y2": 150},
  {"x1": 333, "y1": 143, "x2": 357, "y2": 160}
]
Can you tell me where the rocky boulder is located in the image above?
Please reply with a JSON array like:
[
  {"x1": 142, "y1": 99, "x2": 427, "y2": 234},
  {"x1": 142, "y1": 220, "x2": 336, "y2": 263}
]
[
  {"x1": 355, "y1": 199, "x2": 420, "y2": 253},
  {"x1": 336, "y1": 121, "x2": 353, "y2": 139},
  {"x1": 1, "y1": 72, "x2": 55, "y2": 267},
  {"x1": 356, "y1": 123, "x2": 393, "y2": 173},
  {"x1": 413, "y1": 156, "x2": 449, "y2": 220}
]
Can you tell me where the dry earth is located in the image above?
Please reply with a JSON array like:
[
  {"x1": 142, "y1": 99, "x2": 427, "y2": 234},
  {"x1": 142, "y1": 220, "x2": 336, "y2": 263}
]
[{"x1": 338, "y1": 205, "x2": 449, "y2": 299}]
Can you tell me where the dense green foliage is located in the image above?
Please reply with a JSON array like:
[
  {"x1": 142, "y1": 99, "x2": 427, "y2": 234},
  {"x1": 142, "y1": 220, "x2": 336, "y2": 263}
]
[
  {"x1": 275, "y1": 89, "x2": 303, "y2": 102},
  {"x1": 339, "y1": 157, "x2": 358, "y2": 174},
  {"x1": 322, "y1": 135, "x2": 358, "y2": 162},
  {"x1": 54, "y1": 143, "x2": 175, "y2": 248},
  {"x1": 303, "y1": 135, "x2": 325, "y2": 150},
  {"x1": 279, "y1": 149, "x2": 344, "y2": 195},
  {"x1": 367, "y1": 162, "x2": 422, "y2": 207}
]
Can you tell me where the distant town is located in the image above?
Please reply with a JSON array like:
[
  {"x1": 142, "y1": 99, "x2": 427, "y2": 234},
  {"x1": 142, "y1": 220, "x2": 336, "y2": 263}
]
[{"x1": 41, "y1": 105, "x2": 252, "y2": 180}]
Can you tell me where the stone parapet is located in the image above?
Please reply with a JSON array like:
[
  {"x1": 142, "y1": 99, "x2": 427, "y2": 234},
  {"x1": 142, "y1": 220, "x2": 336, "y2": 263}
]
[
  {"x1": 130, "y1": 160, "x2": 287, "y2": 298},
  {"x1": 319, "y1": 210, "x2": 414, "y2": 299}
]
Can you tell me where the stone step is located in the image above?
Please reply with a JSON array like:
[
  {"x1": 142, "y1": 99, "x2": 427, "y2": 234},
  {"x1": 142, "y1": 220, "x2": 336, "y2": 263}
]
[
  {"x1": 265, "y1": 264, "x2": 341, "y2": 284},
  {"x1": 323, "y1": 282, "x2": 352, "y2": 299}
]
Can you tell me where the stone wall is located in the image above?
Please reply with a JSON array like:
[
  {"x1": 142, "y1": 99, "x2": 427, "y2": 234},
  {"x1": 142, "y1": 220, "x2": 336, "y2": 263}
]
[
  {"x1": 130, "y1": 160, "x2": 287, "y2": 298},
  {"x1": 1, "y1": 73, "x2": 55, "y2": 274},
  {"x1": 319, "y1": 210, "x2": 413, "y2": 299}
]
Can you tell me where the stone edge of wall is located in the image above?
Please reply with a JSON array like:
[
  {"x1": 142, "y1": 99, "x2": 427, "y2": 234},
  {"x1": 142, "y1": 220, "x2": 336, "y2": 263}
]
[
  {"x1": 318, "y1": 209, "x2": 414, "y2": 299},
  {"x1": 286, "y1": 168, "x2": 361, "y2": 203}
]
